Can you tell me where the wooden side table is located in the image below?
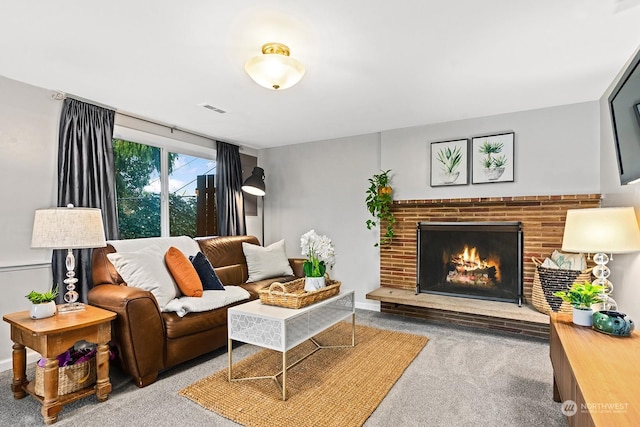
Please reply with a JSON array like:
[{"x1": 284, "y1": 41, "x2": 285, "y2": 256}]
[{"x1": 3, "y1": 305, "x2": 116, "y2": 425}]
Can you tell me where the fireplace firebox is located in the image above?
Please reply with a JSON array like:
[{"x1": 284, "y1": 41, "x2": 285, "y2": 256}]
[{"x1": 417, "y1": 222, "x2": 523, "y2": 305}]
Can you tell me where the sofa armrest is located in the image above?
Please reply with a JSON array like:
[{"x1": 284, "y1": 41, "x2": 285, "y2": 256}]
[
  {"x1": 288, "y1": 258, "x2": 307, "y2": 278},
  {"x1": 88, "y1": 285, "x2": 165, "y2": 387}
]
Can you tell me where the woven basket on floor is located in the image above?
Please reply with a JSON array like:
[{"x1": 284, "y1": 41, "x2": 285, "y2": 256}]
[
  {"x1": 531, "y1": 257, "x2": 593, "y2": 315},
  {"x1": 259, "y1": 277, "x2": 341, "y2": 309},
  {"x1": 34, "y1": 357, "x2": 96, "y2": 396}
]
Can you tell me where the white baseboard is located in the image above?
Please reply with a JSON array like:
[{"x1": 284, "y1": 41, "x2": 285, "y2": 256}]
[
  {"x1": 356, "y1": 300, "x2": 380, "y2": 312},
  {"x1": 0, "y1": 349, "x2": 41, "y2": 373}
]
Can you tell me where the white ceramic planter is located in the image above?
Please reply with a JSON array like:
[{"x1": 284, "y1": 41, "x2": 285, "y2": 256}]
[
  {"x1": 572, "y1": 306, "x2": 593, "y2": 327},
  {"x1": 304, "y1": 276, "x2": 326, "y2": 292},
  {"x1": 29, "y1": 301, "x2": 56, "y2": 319}
]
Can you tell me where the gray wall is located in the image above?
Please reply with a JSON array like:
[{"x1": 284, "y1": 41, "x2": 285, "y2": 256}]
[
  {"x1": 0, "y1": 76, "x2": 60, "y2": 371},
  {"x1": 599, "y1": 45, "x2": 640, "y2": 323},
  {"x1": 0, "y1": 72, "x2": 614, "y2": 371},
  {"x1": 262, "y1": 101, "x2": 601, "y2": 313}
]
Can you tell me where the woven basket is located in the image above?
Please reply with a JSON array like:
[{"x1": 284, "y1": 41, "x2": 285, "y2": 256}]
[
  {"x1": 259, "y1": 277, "x2": 341, "y2": 309},
  {"x1": 34, "y1": 357, "x2": 96, "y2": 396},
  {"x1": 531, "y1": 257, "x2": 593, "y2": 315}
]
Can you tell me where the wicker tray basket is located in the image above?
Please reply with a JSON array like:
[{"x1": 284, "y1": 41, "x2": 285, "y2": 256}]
[
  {"x1": 531, "y1": 257, "x2": 593, "y2": 315},
  {"x1": 259, "y1": 277, "x2": 341, "y2": 309},
  {"x1": 34, "y1": 357, "x2": 96, "y2": 397}
]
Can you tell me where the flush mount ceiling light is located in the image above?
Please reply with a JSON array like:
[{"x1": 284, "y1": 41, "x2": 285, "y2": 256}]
[{"x1": 245, "y1": 42, "x2": 305, "y2": 90}]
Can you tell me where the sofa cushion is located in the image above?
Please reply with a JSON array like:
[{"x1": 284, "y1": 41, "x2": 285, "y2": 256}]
[
  {"x1": 189, "y1": 252, "x2": 224, "y2": 290},
  {"x1": 163, "y1": 286, "x2": 250, "y2": 318},
  {"x1": 242, "y1": 239, "x2": 294, "y2": 282},
  {"x1": 165, "y1": 247, "x2": 203, "y2": 297},
  {"x1": 162, "y1": 295, "x2": 250, "y2": 339},
  {"x1": 107, "y1": 245, "x2": 179, "y2": 309},
  {"x1": 197, "y1": 235, "x2": 260, "y2": 268},
  {"x1": 163, "y1": 306, "x2": 229, "y2": 339},
  {"x1": 213, "y1": 264, "x2": 245, "y2": 286},
  {"x1": 109, "y1": 235, "x2": 200, "y2": 258}
]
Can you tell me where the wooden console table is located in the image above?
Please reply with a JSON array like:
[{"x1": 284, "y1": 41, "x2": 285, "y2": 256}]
[
  {"x1": 550, "y1": 313, "x2": 640, "y2": 426},
  {"x1": 3, "y1": 305, "x2": 116, "y2": 424}
]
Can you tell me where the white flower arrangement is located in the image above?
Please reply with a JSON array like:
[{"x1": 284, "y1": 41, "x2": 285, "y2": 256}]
[{"x1": 300, "y1": 229, "x2": 335, "y2": 278}]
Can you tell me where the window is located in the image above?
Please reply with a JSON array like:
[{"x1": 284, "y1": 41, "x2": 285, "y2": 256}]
[
  {"x1": 168, "y1": 152, "x2": 216, "y2": 236},
  {"x1": 113, "y1": 138, "x2": 217, "y2": 239},
  {"x1": 113, "y1": 139, "x2": 162, "y2": 239}
]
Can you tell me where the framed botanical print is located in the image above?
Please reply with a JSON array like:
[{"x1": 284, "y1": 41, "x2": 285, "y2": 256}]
[
  {"x1": 471, "y1": 132, "x2": 514, "y2": 184},
  {"x1": 430, "y1": 139, "x2": 469, "y2": 187}
]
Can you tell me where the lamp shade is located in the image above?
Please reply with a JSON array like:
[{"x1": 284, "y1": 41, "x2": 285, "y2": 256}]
[
  {"x1": 31, "y1": 205, "x2": 107, "y2": 249},
  {"x1": 561, "y1": 207, "x2": 640, "y2": 253},
  {"x1": 242, "y1": 167, "x2": 266, "y2": 196},
  {"x1": 245, "y1": 43, "x2": 305, "y2": 90}
]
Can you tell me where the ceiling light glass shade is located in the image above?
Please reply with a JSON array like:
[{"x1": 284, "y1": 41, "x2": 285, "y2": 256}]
[
  {"x1": 242, "y1": 167, "x2": 266, "y2": 196},
  {"x1": 245, "y1": 43, "x2": 305, "y2": 90},
  {"x1": 561, "y1": 207, "x2": 640, "y2": 253}
]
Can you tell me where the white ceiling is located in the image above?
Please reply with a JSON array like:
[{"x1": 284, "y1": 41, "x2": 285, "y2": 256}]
[{"x1": 1, "y1": 1, "x2": 640, "y2": 149}]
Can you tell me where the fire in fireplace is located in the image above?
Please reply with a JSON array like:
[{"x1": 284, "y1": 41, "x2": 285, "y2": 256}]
[{"x1": 417, "y1": 222, "x2": 523, "y2": 305}]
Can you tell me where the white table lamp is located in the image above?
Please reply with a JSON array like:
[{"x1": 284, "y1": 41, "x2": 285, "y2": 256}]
[
  {"x1": 562, "y1": 207, "x2": 640, "y2": 311},
  {"x1": 31, "y1": 204, "x2": 107, "y2": 312}
]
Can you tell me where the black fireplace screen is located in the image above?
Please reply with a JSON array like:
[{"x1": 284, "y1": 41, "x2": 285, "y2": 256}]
[{"x1": 417, "y1": 222, "x2": 523, "y2": 305}]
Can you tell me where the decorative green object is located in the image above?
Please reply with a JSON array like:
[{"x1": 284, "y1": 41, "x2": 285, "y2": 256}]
[
  {"x1": 592, "y1": 310, "x2": 635, "y2": 336},
  {"x1": 553, "y1": 281, "x2": 604, "y2": 309},
  {"x1": 26, "y1": 285, "x2": 59, "y2": 304},
  {"x1": 365, "y1": 169, "x2": 396, "y2": 247}
]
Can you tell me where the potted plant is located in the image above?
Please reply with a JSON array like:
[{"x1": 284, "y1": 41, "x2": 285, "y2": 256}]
[
  {"x1": 553, "y1": 281, "x2": 604, "y2": 327},
  {"x1": 300, "y1": 229, "x2": 336, "y2": 291},
  {"x1": 26, "y1": 285, "x2": 58, "y2": 319},
  {"x1": 365, "y1": 169, "x2": 396, "y2": 247}
]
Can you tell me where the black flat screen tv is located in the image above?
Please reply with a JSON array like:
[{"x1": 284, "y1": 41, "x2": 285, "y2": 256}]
[{"x1": 609, "y1": 47, "x2": 640, "y2": 185}]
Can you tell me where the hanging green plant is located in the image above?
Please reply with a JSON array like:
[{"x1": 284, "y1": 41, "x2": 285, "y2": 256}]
[{"x1": 365, "y1": 169, "x2": 396, "y2": 247}]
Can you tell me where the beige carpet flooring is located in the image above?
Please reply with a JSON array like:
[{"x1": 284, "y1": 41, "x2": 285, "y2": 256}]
[{"x1": 179, "y1": 322, "x2": 428, "y2": 427}]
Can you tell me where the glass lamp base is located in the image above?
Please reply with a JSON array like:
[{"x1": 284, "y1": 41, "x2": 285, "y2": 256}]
[{"x1": 57, "y1": 302, "x2": 86, "y2": 313}]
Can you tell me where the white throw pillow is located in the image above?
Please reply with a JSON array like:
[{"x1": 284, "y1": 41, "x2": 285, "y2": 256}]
[
  {"x1": 551, "y1": 250, "x2": 587, "y2": 271},
  {"x1": 242, "y1": 239, "x2": 294, "y2": 282},
  {"x1": 107, "y1": 245, "x2": 179, "y2": 309}
]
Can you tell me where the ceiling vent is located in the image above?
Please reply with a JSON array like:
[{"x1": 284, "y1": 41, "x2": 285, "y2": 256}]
[{"x1": 199, "y1": 103, "x2": 227, "y2": 114}]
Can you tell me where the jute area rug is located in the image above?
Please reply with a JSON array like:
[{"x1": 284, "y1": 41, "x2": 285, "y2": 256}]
[{"x1": 179, "y1": 322, "x2": 428, "y2": 427}]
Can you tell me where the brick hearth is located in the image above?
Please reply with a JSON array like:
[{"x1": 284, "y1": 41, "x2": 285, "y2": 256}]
[{"x1": 366, "y1": 194, "x2": 601, "y2": 338}]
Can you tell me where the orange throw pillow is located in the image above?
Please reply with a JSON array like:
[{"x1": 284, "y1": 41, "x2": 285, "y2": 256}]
[{"x1": 165, "y1": 246, "x2": 203, "y2": 297}]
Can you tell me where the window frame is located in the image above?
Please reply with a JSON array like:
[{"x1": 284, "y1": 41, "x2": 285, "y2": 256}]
[{"x1": 113, "y1": 123, "x2": 217, "y2": 238}]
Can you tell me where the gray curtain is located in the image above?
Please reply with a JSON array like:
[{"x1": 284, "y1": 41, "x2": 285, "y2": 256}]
[
  {"x1": 53, "y1": 98, "x2": 119, "y2": 303},
  {"x1": 215, "y1": 141, "x2": 246, "y2": 236}
]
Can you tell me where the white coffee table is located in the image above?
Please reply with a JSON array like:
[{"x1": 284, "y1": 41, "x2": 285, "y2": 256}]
[{"x1": 227, "y1": 290, "x2": 355, "y2": 400}]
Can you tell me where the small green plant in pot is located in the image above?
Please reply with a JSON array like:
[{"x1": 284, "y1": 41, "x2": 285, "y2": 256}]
[
  {"x1": 26, "y1": 285, "x2": 59, "y2": 319},
  {"x1": 553, "y1": 281, "x2": 604, "y2": 327},
  {"x1": 365, "y1": 169, "x2": 396, "y2": 247}
]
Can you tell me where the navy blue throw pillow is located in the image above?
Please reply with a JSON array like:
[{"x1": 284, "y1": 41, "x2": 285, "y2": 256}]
[{"x1": 189, "y1": 252, "x2": 225, "y2": 291}]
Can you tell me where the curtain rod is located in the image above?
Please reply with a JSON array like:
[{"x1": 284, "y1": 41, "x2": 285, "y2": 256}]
[{"x1": 50, "y1": 90, "x2": 243, "y2": 149}]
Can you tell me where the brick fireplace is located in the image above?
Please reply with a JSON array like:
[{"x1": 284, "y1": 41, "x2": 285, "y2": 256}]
[{"x1": 367, "y1": 194, "x2": 601, "y2": 338}]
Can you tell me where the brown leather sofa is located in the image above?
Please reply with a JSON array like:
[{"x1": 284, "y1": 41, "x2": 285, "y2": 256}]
[{"x1": 89, "y1": 235, "x2": 303, "y2": 387}]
